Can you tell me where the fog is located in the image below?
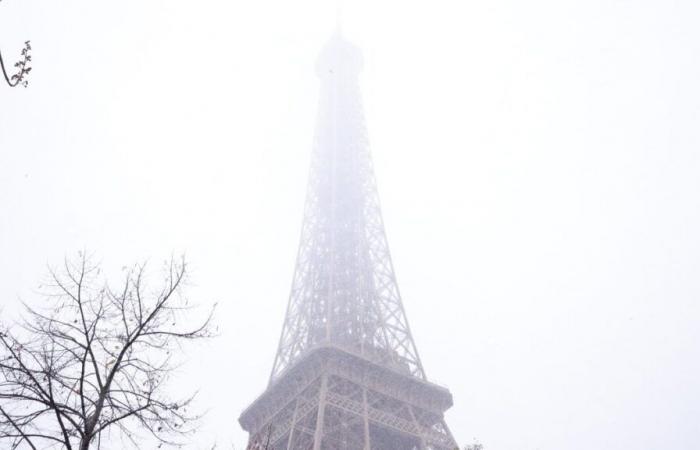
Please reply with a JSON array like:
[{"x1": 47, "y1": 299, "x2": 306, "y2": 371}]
[{"x1": 2, "y1": 0, "x2": 700, "y2": 449}]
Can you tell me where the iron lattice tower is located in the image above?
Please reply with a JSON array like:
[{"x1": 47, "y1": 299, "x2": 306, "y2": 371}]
[{"x1": 240, "y1": 33, "x2": 458, "y2": 450}]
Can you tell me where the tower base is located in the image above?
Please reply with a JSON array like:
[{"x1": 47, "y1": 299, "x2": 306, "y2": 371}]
[{"x1": 240, "y1": 346, "x2": 458, "y2": 450}]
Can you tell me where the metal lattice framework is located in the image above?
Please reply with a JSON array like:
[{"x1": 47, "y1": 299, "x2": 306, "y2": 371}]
[{"x1": 240, "y1": 33, "x2": 458, "y2": 450}]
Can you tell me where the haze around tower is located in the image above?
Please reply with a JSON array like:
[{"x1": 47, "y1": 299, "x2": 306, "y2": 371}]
[{"x1": 1, "y1": 1, "x2": 700, "y2": 449}]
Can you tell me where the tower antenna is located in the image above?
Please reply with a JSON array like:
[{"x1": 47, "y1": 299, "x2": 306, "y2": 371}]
[{"x1": 335, "y1": 0, "x2": 343, "y2": 35}]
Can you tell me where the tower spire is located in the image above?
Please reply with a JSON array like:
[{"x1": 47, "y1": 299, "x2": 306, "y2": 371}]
[{"x1": 335, "y1": 0, "x2": 343, "y2": 36}]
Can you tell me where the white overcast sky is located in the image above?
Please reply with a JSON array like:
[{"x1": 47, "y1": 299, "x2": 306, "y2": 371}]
[{"x1": 2, "y1": 0, "x2": 700, "y2": 449}]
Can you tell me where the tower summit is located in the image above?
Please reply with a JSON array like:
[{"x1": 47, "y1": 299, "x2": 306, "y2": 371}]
[{"x1": 240, "y1": 33, "x2": 458, "y2": 450}]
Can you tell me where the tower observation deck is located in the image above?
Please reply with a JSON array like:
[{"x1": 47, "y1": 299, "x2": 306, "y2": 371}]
[{"x1": 239, "y1": 33, "x2": 458, "y2": 450}]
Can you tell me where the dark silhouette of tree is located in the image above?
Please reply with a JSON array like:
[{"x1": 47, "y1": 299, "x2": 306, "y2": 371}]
[
  {"x1": 0, "y1": 254, "x2": 215, "y2": 449},
  {"x1": 0, "y1": 0, "x2": 32, "y2": 87},
  {"x1": 464, "y1": 440, "x2": 484, "y2": 450},
  {"x1": 245, "y1": 424, "x2": 273, "y2": 450}
]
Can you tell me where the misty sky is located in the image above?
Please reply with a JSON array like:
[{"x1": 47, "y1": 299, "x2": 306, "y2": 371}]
[{"x1": 2, "y1": 1, "x2": 700, "y2": 449}]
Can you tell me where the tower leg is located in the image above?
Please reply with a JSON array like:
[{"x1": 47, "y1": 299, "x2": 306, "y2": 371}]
[
  {"x1": 409, "y1": 405, "x2": 427, "y2": 450},
  {"x1": 285, "y1": 398, "x2": 300, "y2": 450},
  {"x1": 362, "y1": 387, "x2": 371, "y2": 450},
  {"x1": 313, "y1": 375, "x2": 328, "y2": 450}
]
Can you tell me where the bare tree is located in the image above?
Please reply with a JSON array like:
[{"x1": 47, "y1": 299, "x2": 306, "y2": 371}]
[
  {"x1": 0, "y1": 254, "x2": 214, "y2": 449},
  {"x1": 245, "y1": 424, "x2": 272, "y2": 450},
  {"x1": 464, "y1": 441, "x2": 484, "y2": 450},
  {"x1": 0, "y1": 0, "x2": 32, "y2": 87}
]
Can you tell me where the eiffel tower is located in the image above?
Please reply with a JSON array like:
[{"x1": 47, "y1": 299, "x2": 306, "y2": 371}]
[{"x1": 239, "y1": 32, "x2": 458, "y2": 450}]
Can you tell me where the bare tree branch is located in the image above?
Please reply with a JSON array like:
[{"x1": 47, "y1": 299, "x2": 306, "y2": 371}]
[
  {"x1": 0, "y1": 254, "x2": 214, "y2": 449},
  {"x1": 0, "y1": 1, "x2": 32, "y2": 87}
]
